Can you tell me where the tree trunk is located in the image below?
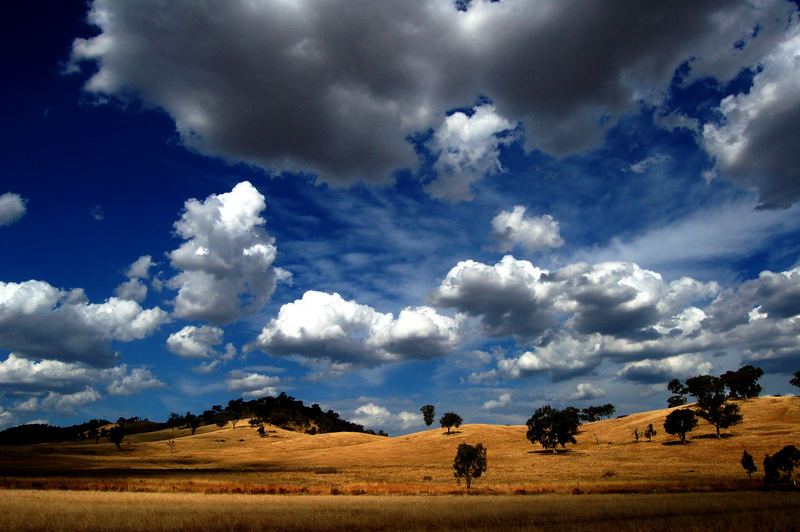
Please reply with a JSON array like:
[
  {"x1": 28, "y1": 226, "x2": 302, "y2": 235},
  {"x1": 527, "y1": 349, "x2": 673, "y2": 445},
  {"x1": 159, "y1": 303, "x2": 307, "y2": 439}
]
[{"x1": 716, "y1": 425, "x2": 720, "y2": 438}]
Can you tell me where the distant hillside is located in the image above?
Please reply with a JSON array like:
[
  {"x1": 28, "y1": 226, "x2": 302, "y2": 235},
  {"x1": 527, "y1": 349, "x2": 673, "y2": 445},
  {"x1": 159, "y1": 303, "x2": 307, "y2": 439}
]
[{"x1": 0, "y1": 392, "x2": 373, "y2": 445}]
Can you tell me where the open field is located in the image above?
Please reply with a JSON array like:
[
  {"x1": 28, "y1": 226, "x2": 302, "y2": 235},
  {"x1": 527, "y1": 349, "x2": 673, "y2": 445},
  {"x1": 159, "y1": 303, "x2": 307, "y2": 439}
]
[
  {"x1": 2, "y1": 490, "x2": 799, "y2": 531},
  {"x1": 1, "y1": 397, "x2": 799, "y2": 495}
]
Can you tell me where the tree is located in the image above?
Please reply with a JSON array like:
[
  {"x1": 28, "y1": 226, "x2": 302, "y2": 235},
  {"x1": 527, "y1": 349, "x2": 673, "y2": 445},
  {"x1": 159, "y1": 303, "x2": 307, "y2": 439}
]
[
  {"x1": 227, "y1": 398, "x2": 245, "y2": 429},
  {"x1": 686, "y1": 375, "x2": 742, "y2": 438},
  {"x1": 644, "y1": 423, "x2": 657, "y2": 442},
  {"x1": 741, "y1": 450, "x2": 757, "y2": 481},
  {"x1": 185, "y1": 412, "x2": 200, "y2": 435},
  {"x1": 721, "y1": 365, "x2": 764, "y2": 399},
  {"x1": 667, "y1": 378, "x2": 688, "y2": 407},
  {"x1": 525, "y1": 405, "x2": 580, "y2": 453},
  {"x1": 453, "y1": 442, "x2": 487, "y2": 489},
  {"x1": 790, "y1": 370, "x2": 800, "y2": 389},
  {"x1": 108, "y1": 426, "x2": 125, "y2": 450},
  {"x1": 764, "y1": 445, "x2": 800, "y2": 486},
  {"x1": 663, "y1": 409, "x2": 697, "y2": 444},
  {"x1": 167, "y1": 413, "x2": 184, "y2": 431},
  {"x1": 420, "y1": 405, "x2": 435, "y2": 428},
  {"x1": 439, "y1": 412, "x2": 462, "y2": 434}
]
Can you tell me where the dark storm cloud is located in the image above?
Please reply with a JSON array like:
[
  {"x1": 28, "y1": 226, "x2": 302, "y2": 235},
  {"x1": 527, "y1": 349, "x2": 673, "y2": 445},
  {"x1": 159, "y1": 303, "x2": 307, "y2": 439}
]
[{"x1": 70, "y1": 0, "x2": 800, "y2": 202}]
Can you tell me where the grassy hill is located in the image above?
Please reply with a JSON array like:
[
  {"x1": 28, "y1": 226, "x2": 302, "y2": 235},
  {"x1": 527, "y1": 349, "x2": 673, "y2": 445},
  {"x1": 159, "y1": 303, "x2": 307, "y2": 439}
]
[{"x1": 1, "y1": 396, "x2": 798, "y2": 494}]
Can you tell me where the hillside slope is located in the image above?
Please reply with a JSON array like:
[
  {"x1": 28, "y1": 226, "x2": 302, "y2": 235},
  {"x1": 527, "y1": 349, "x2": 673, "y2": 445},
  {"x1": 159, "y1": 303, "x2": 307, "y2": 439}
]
[{"x1": 1, "y1": 396, "x2": 798, "y2": 493}]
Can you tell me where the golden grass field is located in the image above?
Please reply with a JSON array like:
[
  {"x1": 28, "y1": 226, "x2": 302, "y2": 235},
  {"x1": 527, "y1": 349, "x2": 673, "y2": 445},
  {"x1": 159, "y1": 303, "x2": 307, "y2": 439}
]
[{"x1": 1, "y1": 396, "x2": 799, "y2": 530}]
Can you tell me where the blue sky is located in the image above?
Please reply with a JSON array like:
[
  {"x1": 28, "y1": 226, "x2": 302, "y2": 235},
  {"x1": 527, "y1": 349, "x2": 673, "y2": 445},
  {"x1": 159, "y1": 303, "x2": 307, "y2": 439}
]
[{"x1": 2, "y1": 0, "x2": 800, "y2": 434}]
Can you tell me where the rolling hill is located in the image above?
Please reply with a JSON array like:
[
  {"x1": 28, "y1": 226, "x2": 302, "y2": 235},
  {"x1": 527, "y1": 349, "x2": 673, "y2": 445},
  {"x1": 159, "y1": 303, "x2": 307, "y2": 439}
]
[{"x1": 1, "y1": 396, "x2": 798, "y2": 494}]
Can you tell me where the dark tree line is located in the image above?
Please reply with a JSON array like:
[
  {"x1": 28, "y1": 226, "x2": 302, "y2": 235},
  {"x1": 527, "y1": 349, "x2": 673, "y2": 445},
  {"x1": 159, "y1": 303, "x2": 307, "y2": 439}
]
[
  {"x1": 579, "y1": 404, "x2": 616, "y2": 422},
  {"x1": 0, "y1": 418, "x2": 110, "y2": 446}
]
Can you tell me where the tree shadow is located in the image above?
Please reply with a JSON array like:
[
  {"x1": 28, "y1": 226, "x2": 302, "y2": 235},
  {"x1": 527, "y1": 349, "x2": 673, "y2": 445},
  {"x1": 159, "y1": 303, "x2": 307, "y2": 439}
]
[
  {"x1": 442, "y1": 430, "x2": 463, "y2": 436},
  {"x1": 692, "y1": 433, "x2": 736, "y2": 440},
  {"x1": 528, "y1": 449, "x2": 577, "y2": 455},
  {"x1": 661, "y1": 440, "x2": 693, "y2": 446}
]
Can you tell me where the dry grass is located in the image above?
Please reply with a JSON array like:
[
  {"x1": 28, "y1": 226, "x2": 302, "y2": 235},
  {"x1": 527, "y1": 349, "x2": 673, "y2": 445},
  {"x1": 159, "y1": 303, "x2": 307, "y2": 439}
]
[
  {"x1": 1, "y1": 489, "x2": 799, "y2": 531},
  {"x1": 1, "y1": 397, "x2": 799, "y2": 495}
]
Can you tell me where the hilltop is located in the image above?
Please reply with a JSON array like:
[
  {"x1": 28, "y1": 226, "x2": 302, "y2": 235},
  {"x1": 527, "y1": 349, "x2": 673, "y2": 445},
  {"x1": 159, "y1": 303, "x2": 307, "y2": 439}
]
[{"x1": 1, "y1": 396, "x2": 798, "y2": 494}]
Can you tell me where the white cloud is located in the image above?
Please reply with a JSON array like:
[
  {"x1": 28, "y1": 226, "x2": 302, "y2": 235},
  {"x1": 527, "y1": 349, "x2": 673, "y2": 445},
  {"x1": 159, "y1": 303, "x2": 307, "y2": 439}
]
[
  {"x1": 224, "y1": 370, "x2": 279, "y2": 398},
  {"x1": 629, "y1": 154, "x2": 672, "y2": 174},
  {"x1": 35, "y1": 386, "x2": 102, "y2": 414},
  {"x1": 351, "y1": 402, "x2": 421, "y2": 432},
  {"x1": 0, "y1": 406, "x2": 15, "y2": 429},
  {"x1": 576, "y1": 198, "x2": 800, "y2": 278},
  {"x1": 568, "y1": 382, "x2": 605, "y2": 401},
  {"x1": 90, "y1": 205, "x2": 104, "y2": 221},
  {"x1": 0, "y1": 280, "x2": 169, "y2": 366},
  {"x1": 426, "y1": 103, "x2": 515, "y2": 200},
  {"x1": 491, "y1": 206, "x2": 564, "y2": 253},
  {"x1": 126, "y1": 255, "x2": 155, "y2": 279},
  {"x1": 701, "y1": 19, "x2": 800, "y2": 207},
  {"x1": 167, "y1": 325, "x2": 226, "y2": 359},
  {"x1": 70, "y1": 1, "x2": 799, "y2": 201},
  {"x1": 114, "y1": 278, "x2": 147, "y2": 302},
  {"x1": 167, "y1": 181, "x2": 290, "y2": 324},
  {"x1": 482, "y1": 392, "x2": 511, "y2": 410},
  {"x1": 253, "y1": 290, "x2": 461, "y2": 367},
  {"x1": 0, "y1": 354, "x2": 165, "y2": 399},
  {"x1": 0, "y1": 192, "x2": 27, "y2": 227},
  {"x1": 106, "y1": 367, "x2": 165, "y2": 396},
  {"x1": 617, "y1": 354, "x2": 713, "y2": 384}
]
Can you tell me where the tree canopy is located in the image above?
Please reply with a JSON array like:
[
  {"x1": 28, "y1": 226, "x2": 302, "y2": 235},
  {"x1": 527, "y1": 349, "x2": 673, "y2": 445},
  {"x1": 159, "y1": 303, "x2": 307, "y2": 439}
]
[
  {"x1": 721, "y1": 365, "x2": 764, "y2": 399},
  {"x1": 439, "y1": 412, "x2": 463, "y2": 434},
  {"x1": 420, "y1": 405, "x2": 435, "y2": 428},
  {"x1": 453, "y1": 442, "x2": 487, "y2": 489},
  {"x1": 525, "y1": 405, "x2": 580, "y2": 453},
  {"x1": 663, "y1": 408, "x2": 697, "y2": 444}
]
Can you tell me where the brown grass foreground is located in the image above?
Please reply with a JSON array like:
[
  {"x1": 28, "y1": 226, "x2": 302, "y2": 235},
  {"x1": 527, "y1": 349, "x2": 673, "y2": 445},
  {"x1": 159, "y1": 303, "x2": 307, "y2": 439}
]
[
  {"x1": 1, "y1": 489, "x2": 799, "y2": 531},
  {"x1": 1, "y1": 396, "x2": 799, "y2": 496}
]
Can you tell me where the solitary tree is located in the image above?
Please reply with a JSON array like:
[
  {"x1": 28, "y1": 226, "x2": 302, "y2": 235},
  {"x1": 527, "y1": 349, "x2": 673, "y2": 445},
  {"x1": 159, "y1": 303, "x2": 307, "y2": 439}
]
[
  {"x1": 185, "y1": 412, "x2": 200, "y2": 435},
  {"x1": 632, "y1": 427, "x2": 641, "y2": 443},
  {"x1": 440, "y1": 412, "x2": 463, "y2": 434},
  {"x1": 525, "y1": 405, "x2": 580, "y2": 453},
  {"x1": 686, "y1": 375, "x2": 742, "y2": 438},
  {"x1": 420, "y1": 405, "x2": 435, "y2": 428},
  {"x1": 644, "y1": 423, "x2": 657, "y2": 442},
  {"x1": 663, "y1": 408, "x2": 697, "y2": 444},
  {"x1": 764, "y1": 445, "x2": 800, "y2": 486},
  {"x1": 790, "y1": 370, "x2": 800, "y2": 389},
  {"x1": 453, "y1": 442, "x2": 487, "y2": 489},
  {"x1": 108, "y1": 426, "x2": 125, "y2": 450},
  {"x1": 741, "y1": 450, "x2": 757, "y2": 481},
  {"x1": 721, "y1": 365, "x2": 764, "y2": 399},
  {"x1": 667, "y1": 378, "x2": 689, "y2": 407}
]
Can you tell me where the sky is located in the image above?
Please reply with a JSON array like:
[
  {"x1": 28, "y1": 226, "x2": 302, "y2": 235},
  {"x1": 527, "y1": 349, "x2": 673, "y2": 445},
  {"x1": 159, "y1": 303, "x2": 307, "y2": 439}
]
[{"x1": 2, "y1": 0, "x2": 800, "y2": 435}]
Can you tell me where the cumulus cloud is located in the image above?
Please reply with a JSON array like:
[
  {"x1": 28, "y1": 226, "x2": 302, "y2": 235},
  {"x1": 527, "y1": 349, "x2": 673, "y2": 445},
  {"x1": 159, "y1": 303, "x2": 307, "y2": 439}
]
[
  {"x1": 426, "y1": 103, "x2": 515, "y2": 200},
  {"x1": 0, "y1": 354, "x2": 165, "y2": 398},
  {"x1": 167, "y1": 181, "x2": 290, "y2": 324},
  {"x1": 351, "y1": 402, "x2": 420, "y2": 432},
  {"x1": 482, "y1": 392, "x2": 511, "y2": 410},
  {"x1": 0, "y1": 192, "x2": 27, "y2": 226},
  {"x1": 224, "y1": 370, "x2": 279, "y2": 398},
  {"x1": 435, "y1": 254, "x2": 800, "y2": 381},
  {"x1": 617, "y1": 354, "x2": 713, "y2": 384},
  {"x1": 569, "y1": 382, "x2": 605, "y2": 401},
  {"x1": 70, "y1": 1, "x2": 800, "y2": 202},
  {"x1": 253, "y1": 291, "x2": 461, "y2": 367},
  {"x1": 22, "y1": 386, "x2": 104, "y2": 415},
  {"x1": 114, "y1": 278, "x2": 147, "y2": 302},
  {"x1": 126, "y1": 255, "x2": 155, "y2": 279},
  {"x1": 106, "y1": 367, "x2": 165, "y2": 396},
  {"x1": 167, "y1": 325, "x2": 230, "y2": 359},
  {"x1": 701, "y1": 17, "x2": 800, "y2": 208},
  {"x1": 491, "y1": 206, "x2": 564, "y2": 253},
  {"x1": 0, "y1": 280, "x2": 169, "y2": 367}
]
